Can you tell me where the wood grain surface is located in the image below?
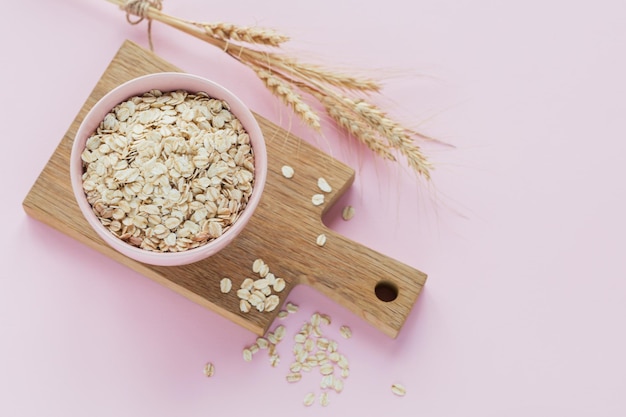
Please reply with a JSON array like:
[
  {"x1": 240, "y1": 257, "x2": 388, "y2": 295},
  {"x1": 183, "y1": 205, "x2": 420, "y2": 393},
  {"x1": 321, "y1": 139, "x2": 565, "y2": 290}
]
[{"x1": 22, "y1": 40, "x2": 427, "y2": 338}]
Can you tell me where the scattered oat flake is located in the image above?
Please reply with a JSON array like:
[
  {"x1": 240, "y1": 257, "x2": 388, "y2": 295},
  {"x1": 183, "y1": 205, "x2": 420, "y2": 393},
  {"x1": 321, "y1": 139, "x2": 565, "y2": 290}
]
[
  {"x1": 317, "y1": 337, "x2": 330, "y2": 351},
  {"x1": 337, "y1": 355, "x2": 349, "y2": 369},
  {"x1": 241, "y1": 278, "x2": 254, "y2": 291},
  {"x1": 339, "y1": 325, "x2": 352, "y2": 339},
  {"x1": 294, "y1": 332, "x2": 307, "y2": 344},
  {"x1": 317, "y1": 177, "x2": 332, "y2": 193},
  {"x1": 237, "y1": 288, "x2": 250, "y2": 300},
  {"x1": 319, "y1": 391, "x2": 330, "y2": 407},
  {"x1": 342, "y1": 205, "x2": 355, "y2": 220},
  {"x1": 320, "y1": 374, "x2": 333, "y2": 389},
  {"x1": 252, "y1": 258, "x2": 265, "y2": 273},
  {"x1": 281, "y1": 165, "x2": 295, "y2": 178},
  {"x1": 243, "y1": 348, "x2": 253, "y2": 362},
  {"x1": 316, "y1": 233, "x2": 327, "y2": 247},
  {"x1": 286, "y1": 372, "x2": 302, "y2": 383},
  {"x1": 270, "y1": 354, "x2": 280, "y2": 367},
  {"x1": 320, "y1": 363, "x2": 334, "y2": 375},
  {"x1": 264, "y1": 294, "x2": 280, "y2": 312},
  {"x1": 253, "y1": 278, "x2": 270, "y2": 290},
  {"x1": 312, "y1": 194, "x2": 325, "y2": 206},
  {"x1": 219, "y1": 277, "x2": 232, "y2": 293},
  {"x1": 274, "y1": 324, "x2": 286, "y2": 341},
  {"x1": 256, "y1": 337, "x2": 269, "y2": 349},
  {"x1": 333, "y1": 377, "x2": 344, "y2": 393},
  {"x1": 391, "y1": 383, "x2": 407, "y2": 397},
  {"x1": 286, "y1": 302, "x2": 299, "y2": 313},
  {"x1": 240, "y1": 299, "x2": 251, "y2": 313},
  {"x1": 273, "y1": 277, "x2": 286, "y2": 292},
  {"x1": 203, "y1": 362, "x2": 215, "y2": 377},
  {"x1": 303, "y1": 392, "x2": 316, "y2": 407}
]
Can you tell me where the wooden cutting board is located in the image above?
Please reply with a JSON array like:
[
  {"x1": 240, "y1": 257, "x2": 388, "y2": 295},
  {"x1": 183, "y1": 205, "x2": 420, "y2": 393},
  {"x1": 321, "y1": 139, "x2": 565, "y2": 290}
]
[{"x1": 22, "y1": 40, "x2": 427, "y2": 338}]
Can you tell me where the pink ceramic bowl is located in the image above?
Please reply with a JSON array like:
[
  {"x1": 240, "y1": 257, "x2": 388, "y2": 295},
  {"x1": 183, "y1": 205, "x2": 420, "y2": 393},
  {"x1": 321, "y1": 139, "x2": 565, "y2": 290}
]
[{"x1": 70, "y1": 72, "x2": 267, "y2": 266}]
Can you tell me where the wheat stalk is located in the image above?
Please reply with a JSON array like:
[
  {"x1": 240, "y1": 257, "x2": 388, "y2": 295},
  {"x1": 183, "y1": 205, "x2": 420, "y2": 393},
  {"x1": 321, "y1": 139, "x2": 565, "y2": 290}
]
[
  {"x1": 349, "y1": 98, "x2": 432, "y2": 178},
  {"x1": 105, "y1": 0, "x2": 434, "y2": 179},
  {"x1": 252, "y1": 66, "x2": 322, "y2": 130},
  {"x1": 297, "y1": 84, "x2": 397, "y2": 163},
  {"x1": 278, "y1": 57, "x2": 381, "y2": 92},
  {"x1": 191, "y1": 21, "x2": 289, "y2": 46}
]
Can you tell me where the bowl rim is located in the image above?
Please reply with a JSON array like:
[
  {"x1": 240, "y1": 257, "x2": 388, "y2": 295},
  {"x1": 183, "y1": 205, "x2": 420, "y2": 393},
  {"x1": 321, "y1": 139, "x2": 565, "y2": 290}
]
[{"x1": 70, "y1": 72, "x2": 267, "y2": 266}]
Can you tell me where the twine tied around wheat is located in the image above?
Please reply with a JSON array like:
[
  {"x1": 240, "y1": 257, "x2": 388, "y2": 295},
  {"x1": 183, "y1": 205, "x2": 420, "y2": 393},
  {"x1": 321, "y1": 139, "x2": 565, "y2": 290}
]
[
  {"x1": 109, "y1": 0, "x2": 434, "y2": 180},
  {"x1": 122, "y1": 0, "x2": 162, "y2": 51}
]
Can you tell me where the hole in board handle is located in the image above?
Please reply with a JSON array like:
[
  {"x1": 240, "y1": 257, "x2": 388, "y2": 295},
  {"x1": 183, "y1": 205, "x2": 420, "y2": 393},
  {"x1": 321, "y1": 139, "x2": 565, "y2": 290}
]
[{"x1": 375, "y1": 281, "x2": 399, "y2": 302}]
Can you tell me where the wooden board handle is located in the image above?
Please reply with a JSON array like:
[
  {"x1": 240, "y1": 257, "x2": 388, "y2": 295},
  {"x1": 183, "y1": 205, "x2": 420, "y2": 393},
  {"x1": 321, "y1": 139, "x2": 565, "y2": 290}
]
[
  {"x1": 261, "y1": 218, "x2": 424, "y2": 338},
  {"x1": 302, "y1": 227, "x2": 426, "y2": 338},
  {"x1": 242, "y1": 178, "x2": 426, "y2": 338},
  {"x1": 241, "y1": 117, "x2": 428, "y2": 338}
]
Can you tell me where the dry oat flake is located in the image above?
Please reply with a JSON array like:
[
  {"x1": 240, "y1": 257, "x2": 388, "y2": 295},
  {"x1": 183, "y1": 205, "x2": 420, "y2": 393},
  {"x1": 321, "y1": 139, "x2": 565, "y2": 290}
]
[
  {"x1": 80, "y1": 89, "x2": 256, "y2": 253},
  {"x1": 281, "y1": 165, "x2": 295, "y2": 178},
  {"x1": 391, "y1": 383, "x2": 407, "y2": 397},
  {"x1": 203, "y1": 362, "x2": 215, "y2": 377}
]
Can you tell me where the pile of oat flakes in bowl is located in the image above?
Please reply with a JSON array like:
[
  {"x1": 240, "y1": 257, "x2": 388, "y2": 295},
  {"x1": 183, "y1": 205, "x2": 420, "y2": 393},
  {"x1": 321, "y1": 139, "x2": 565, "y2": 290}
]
[{"x1": 79, "y1": 88, "x2": 256, "y2": 253}]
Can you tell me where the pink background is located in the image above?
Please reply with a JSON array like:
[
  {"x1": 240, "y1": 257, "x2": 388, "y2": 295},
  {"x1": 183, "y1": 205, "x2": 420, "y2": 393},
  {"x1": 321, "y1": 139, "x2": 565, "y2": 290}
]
[{"x1": 2, "y1": 0, "x2": 625, "y2": 415}]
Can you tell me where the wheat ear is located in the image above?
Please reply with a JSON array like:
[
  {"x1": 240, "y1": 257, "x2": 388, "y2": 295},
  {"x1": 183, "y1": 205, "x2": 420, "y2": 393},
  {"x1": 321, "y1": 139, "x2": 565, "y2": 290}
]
[
  {"x1": 191, "y1": 22, "x2": 289, "y2": 46},
  {"x1": 252, "y1": 67, "x2": 321, "y2": 130},
  {"x1": 349, "y1": 98, "x2": 432, "y2": 178}
]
